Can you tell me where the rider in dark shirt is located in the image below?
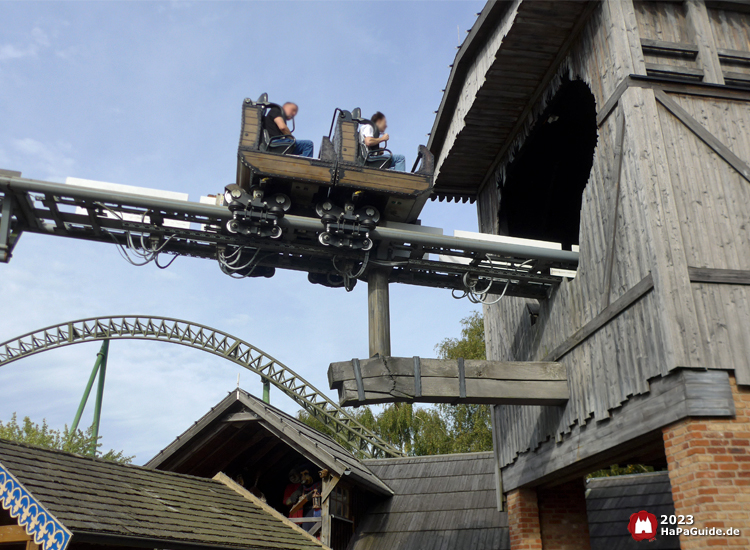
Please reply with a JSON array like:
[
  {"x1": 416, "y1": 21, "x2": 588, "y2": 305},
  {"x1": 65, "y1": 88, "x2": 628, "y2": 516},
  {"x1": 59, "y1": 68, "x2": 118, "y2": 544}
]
[{"x1": 263, "y1": 102, "x2": 314, "y2": 157}]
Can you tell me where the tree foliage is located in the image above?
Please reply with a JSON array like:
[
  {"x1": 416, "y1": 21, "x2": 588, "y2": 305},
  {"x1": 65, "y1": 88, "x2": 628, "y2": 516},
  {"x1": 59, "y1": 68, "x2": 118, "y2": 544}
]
[
  {"x1": 587, "y1": 464, "x2": 655, "y2": 479},
  {"x1": 0, "y1": 413, "x2": 133, "y2": 464},
  {"x1": 299, "y1": 311, "x2": 493, "y2": 456}
]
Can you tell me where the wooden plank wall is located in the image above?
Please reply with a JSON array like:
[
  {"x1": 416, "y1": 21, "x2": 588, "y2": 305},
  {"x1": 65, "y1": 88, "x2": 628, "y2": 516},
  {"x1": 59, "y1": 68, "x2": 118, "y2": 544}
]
[
  {"x1": 482, "y1": 0, "x2": 750, "y2": 474},
  {"x1": 658, "y1": 90, "x2": 750, "y2": 380}
]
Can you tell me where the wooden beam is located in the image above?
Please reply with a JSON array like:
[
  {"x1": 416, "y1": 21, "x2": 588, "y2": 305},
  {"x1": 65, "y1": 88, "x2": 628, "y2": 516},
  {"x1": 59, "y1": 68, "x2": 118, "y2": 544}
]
[
  {"x1": 0, "y1": 525, "x2": 32, "y2": 543},
  {"x1": 685, "y1": 0, "x2": 725, "y2": 85},
  {"x1": 543, "y1": 274, "x2": 654, "y2": 362},
  {"x1": 654, "y1": 89, "x2": 750, "y2": 183},
  {"x1": 213, "y1": 473, "x2": 325, "y2": 548},
  {"x1": 328, "y1": 356, "x2": 567, "y2": 406},
  {"x1": 367, "y1": 268, "x2": 391, "y2": 358},
  {"x1": 601, "y1": 106, "x2": 626, "y2": 309},
  {"x1": 688, "y1": 266, "x2": 750, "y2": 285}
]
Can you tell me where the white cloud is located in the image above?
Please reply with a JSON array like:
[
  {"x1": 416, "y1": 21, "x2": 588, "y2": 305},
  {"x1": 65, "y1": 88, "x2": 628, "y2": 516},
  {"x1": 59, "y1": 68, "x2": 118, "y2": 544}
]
[
  {"x1": 31, "y1": 27, "x2": 50, "y2": 47},
  {"x1": 0, "y1": 44, "x2": 37, "y2": 61},
  {"x1": 0, "y1": 26, "x2": 52, "y2": 62},
  {"x1": 55, "y1": 46, "x2": 79, "y2": 61},
  {"x1": 11, "y1": 138, "x2": 76, "y2": 181}
]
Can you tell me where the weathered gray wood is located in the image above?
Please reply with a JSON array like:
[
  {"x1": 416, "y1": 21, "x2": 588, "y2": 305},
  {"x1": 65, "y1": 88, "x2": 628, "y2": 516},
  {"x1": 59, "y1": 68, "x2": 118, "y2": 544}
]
[
  {"x1": 654, "y1": 89, "x2": 750, "y2": 182},
  {"x1": 601, "y1": 106, "x2": 626, "y2": 309},
  {"x1": 645, "y1": 62, "x2": 705, "y2": 79},
  {"x1": 688, "y1": 266, "x2": 750, "y2": 285},
  {"x1": 543, "y1": 274, "x2": 654, "y2": 362},
  {"x1": 329, "y1": 356, "x2": 568, "y2": 406},
  {"x1": 329, "y1": 357, "x2": 566, "y2": 386},
  {"x1": 367, "y1": 268, "x2": 391, "y2": 358},
  {"x1": 685, "y1": 0, "x2": 725, "y2": 85},
  {"x1": 499, "y1": 370, "x2": 735, "y2": 492}
]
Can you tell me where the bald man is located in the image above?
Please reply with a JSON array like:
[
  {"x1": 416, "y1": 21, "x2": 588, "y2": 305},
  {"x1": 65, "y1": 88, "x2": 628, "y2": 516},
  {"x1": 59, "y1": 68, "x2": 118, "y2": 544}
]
[{"x1": 263, "y1": 101, "x2": 314, "y2": 158}]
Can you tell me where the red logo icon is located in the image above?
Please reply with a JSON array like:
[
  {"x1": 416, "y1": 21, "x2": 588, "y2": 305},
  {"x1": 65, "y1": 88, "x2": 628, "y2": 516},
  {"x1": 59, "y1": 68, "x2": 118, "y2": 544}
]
[{"x1": 627, "y1": 510, "x2": 658, "y2": 541}]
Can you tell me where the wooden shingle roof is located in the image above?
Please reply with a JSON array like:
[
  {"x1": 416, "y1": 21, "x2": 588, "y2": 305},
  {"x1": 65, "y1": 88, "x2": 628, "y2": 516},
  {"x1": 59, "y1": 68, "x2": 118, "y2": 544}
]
[
  {"x1": 349, "y1": 452, "x2": 508, "y2": 550},
  {"x1": 586, "y1": 472, "x2": 679, "y2": 550},
  {"x1": 0, "y1": 439, "x2": 324, "y2": 550},
  {"x1": 146, "y1": 389, "x2": 392, "y2": 497}
]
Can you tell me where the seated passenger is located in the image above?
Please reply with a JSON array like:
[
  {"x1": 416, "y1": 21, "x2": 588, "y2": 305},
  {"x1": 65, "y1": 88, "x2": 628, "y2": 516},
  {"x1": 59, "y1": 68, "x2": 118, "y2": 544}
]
[
  {"x1": 264, "y1": 101, "x2": 314, "y2": 158},
  {"x1": 360, "y1": 111, "x2": 406, "y2": 171}
]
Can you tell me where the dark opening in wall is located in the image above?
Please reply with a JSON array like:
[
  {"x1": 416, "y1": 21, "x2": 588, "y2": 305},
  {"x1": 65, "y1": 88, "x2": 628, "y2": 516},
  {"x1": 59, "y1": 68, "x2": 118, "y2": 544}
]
[{"x1": 498, "y1": 79, "x2": 598, "y2": 250}]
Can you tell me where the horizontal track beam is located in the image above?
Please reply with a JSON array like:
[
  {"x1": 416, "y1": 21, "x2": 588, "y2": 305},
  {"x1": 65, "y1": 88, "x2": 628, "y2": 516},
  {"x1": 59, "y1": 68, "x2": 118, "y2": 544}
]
[{"x1": 0, "y1": 175, "x2": 579, "y2": 265}]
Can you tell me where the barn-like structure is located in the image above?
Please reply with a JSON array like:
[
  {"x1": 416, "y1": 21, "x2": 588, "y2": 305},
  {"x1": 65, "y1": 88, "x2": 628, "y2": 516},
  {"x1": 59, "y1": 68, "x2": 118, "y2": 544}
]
[{"x1": 428, "y1": 0, "x2": 750, "y2": 548}]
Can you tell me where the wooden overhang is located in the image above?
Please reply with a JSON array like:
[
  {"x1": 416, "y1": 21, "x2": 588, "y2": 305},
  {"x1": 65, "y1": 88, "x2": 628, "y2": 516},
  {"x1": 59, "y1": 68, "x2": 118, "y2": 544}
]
[
  {"x1": 427, "y1": 0, "x2": 595, "y2": 202},
  {"x1": 0, "y1": 439, "x2": 324, "y2": 550},
  {"x1": 146, "y1": 389, "x2": 393, "y2": 498}
]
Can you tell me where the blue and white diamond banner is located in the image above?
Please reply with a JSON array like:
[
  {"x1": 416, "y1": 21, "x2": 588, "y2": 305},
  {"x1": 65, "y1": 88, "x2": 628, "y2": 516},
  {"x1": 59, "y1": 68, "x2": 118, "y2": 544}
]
[{"x1": 0, "y1": 461, "x2": 72, "y2": 550}]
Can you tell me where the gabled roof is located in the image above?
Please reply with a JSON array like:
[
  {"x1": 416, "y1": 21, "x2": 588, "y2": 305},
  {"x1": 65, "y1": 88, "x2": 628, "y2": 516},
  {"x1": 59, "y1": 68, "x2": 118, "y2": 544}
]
[
  {"x1": 428, "y1": 0, "x2": 594, "y2": 200},
  {"x1": 0, "y1": 439, "x2": 324, "y2": 550},
  {"x1": 349, "y1": 452, "x2": 508, "y2": 550},
  {"x1": 146, "y1": 389, "x2": 392, "y2": 497}
]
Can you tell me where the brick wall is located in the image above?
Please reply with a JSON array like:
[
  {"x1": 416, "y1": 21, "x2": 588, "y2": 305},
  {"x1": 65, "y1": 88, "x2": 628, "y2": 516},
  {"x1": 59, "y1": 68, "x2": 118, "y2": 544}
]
[
  {"x1": 537, "y1": 480, "x2": 591, "y2": 550},
  {"x1": 508, "y1": 481, "x2": 591, "y2": 550},
  {"x1": 663, "y1": 374, "x2": 750, "y2": 549},
  {"x1": 508, "y1": 487, "x2": 543, "y2": 550}
]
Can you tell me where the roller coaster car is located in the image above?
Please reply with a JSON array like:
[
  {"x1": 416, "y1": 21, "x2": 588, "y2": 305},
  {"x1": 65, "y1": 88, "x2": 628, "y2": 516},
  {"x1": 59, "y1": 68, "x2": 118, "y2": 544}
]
[
  {"x1": 229, "y1": 94, "x2": 337, "y2": 239},
  {"x1": 226, "y1": 95, "x2": 434, "y2": 250},
  {"x1": 332, "y1": 108, "x2": 434, "y2": 225}
]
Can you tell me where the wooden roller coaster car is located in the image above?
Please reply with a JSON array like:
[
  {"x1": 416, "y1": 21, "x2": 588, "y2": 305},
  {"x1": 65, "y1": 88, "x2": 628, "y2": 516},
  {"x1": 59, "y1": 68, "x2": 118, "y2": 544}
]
[{"x1": 228, "y1": 95, "x2": 434, "y2": 248}]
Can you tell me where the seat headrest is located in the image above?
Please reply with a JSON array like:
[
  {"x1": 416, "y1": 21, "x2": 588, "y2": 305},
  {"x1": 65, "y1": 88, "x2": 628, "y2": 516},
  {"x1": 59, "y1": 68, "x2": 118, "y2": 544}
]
[
  {"x1": 257, "y1": 93, "x2": 269, "y2": 104},
  {"x1": 351, "y1": 107, "x2": 362, "y2": 120}
]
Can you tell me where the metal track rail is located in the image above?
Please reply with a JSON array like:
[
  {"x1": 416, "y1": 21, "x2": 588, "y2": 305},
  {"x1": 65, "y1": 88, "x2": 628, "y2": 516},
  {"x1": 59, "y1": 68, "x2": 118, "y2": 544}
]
[
  {"x1": 0, "y1": 175, "x2": 579, "y2": 298},
  {"x1": 0, "y1": 315, "x2": 403, "y2": 458}
]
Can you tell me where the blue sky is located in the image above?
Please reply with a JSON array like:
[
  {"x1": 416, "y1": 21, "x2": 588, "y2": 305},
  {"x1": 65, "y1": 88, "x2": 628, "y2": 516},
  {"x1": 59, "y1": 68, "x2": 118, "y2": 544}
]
[{"x1": 0, "y1": 0, "x2": 485, "y2": 463}]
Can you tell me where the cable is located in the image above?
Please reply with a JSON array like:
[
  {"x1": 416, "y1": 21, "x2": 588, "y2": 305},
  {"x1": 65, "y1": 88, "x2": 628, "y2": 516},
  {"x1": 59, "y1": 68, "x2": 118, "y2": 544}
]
[
  {"x1": 94, "y1": 202, "x2": 179, "y2": 269},
  {"x1": 453, "y1": 257, "x2": 533, "y2": 305}
]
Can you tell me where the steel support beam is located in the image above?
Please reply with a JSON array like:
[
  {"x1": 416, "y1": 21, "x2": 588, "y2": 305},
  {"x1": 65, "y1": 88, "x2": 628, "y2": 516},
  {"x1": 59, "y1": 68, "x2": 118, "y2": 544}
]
[
  {"x1": 0, "y1": 195, "x2": 15, "y2": 263},
  {"x1": 70, "y1": 339, "x2": 109, "y2": 455}
]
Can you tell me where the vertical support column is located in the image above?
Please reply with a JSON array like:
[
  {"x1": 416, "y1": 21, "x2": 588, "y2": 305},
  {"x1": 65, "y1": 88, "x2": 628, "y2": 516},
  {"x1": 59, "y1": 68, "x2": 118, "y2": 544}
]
[
  {"x1": 262, "y1": 379, "x2": 271, "y2": 403},
  {"x1": 71, "y1": 339, "x2": 109, "y2": 435},
  {"x1": 508, "y1": 488, "x2": 543, "y2": 550},
  {"x1": 0, "y1": 194, "x2": 15, "y2": 263},
  {"x1": 368, "y1": 268, "x2": 391, "y2": 358},
  {"x1": 663, "y1": 374, "x2": 750, "y2": 549},
  {"x1": 91, "y1": 339, "x2": 109, "y2": 453},
  {"x1": 537, "y1": 480, "x2": 591, "y2": 550},
  {"x1": 320, "y1": 473, "x2": 339, "y2": 548}
]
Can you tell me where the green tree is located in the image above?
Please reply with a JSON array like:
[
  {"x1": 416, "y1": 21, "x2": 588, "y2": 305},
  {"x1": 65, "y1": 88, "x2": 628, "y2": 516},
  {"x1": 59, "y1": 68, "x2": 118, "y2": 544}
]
[
  {"x1": 434, "y1": 311, "x2": 493, "y2": 454},
  {"x1": 587, "y1": 464, "x2": 655, "y2": 479},
  {"x1": 299, "y1": 311, "x2": 493, "y2": 456},
  {"x1": 0, "y1": 413, "x2": 133, "y2": 464}
]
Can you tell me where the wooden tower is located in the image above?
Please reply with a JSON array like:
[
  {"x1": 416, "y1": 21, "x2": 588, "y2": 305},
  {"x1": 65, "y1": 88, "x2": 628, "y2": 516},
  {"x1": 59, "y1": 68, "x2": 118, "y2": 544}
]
[{"x1": 428, "y1": 1, "x2": 750, "y2": 548}]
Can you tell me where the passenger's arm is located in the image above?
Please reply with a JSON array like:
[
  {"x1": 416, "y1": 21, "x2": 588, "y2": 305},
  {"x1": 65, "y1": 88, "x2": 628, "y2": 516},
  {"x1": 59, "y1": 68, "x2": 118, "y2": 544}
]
[
  {"x1": 364, "y1": 133, "x2": 389, "y2": 147},
  {"x1": 274, "y1": 116, "x2": 292, "y2": 135}
]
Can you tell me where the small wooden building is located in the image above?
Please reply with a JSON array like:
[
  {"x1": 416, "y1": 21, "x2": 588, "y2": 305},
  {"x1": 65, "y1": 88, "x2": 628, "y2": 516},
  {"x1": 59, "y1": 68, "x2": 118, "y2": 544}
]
[
  {"x1": 146, "y1": 390, "x2": 394, "y2": 550},
  {"x1": 428, "y1": 0, "x2": 750, "y2": 548},
  {"x1": 145, "y1": 391, "x2": 511, "y2": 550}
]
